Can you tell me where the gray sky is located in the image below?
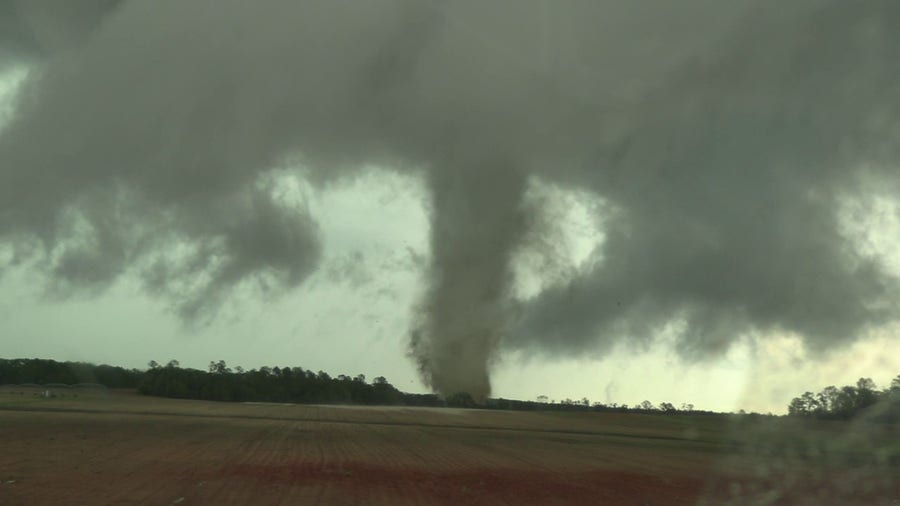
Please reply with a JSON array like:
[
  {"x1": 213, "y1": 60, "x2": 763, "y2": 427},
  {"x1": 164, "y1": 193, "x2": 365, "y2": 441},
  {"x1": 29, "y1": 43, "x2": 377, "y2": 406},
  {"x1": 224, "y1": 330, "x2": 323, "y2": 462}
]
[
  {"x1": 2, "y1": 1, "x2": 900, "y2": 412},
  {"x1": 1, "y1": 166, "x2": 897, "y2": 412}
]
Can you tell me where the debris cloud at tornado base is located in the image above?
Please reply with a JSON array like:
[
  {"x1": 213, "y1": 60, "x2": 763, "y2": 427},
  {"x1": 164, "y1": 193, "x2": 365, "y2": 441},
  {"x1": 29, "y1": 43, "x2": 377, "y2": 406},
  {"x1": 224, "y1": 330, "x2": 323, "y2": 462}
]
[{"x1": 2, "y1": 1, "x2": 900, "y2": 399}]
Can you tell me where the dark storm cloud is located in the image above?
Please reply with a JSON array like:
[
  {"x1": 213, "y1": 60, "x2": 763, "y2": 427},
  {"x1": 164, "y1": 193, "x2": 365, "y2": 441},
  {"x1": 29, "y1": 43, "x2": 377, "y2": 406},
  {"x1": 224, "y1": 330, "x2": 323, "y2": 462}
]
[
  {"x1": 510, "y1": 1, "x2": 900, "y2": 360},
  {"x1": 0, "y1": 0, "x2": 121, "y2": 69},
  {"x1": 1, "y1": 0, "x2": 899, "y2": 399}
]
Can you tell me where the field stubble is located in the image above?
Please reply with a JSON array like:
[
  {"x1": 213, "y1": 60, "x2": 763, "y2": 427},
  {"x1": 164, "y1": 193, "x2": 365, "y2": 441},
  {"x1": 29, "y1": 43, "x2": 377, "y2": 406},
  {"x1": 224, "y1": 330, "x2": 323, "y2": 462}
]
[{"x1": 0, "y1": 388, "x2": 897, "y2": 505}]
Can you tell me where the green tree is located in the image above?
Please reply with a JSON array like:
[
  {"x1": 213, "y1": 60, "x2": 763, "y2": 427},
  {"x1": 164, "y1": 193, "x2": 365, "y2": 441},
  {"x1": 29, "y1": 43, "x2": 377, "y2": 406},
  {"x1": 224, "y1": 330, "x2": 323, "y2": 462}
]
[
  {"x1": 788, "y1": 396, "x2": 808, "y2": 415},
  {"x1": 209, "y1": 360, "x2": 231, "y2": 374}
]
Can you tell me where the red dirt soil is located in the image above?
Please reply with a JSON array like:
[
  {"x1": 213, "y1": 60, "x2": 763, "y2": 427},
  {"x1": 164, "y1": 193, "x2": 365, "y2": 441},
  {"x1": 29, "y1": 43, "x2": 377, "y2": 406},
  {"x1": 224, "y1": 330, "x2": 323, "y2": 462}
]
[
  {"x1": 1, "y1": 392, "x2": 897, "y2": 505},
  {"x1": 216, "y1": 461, "x2": 702, "y2": 505}
]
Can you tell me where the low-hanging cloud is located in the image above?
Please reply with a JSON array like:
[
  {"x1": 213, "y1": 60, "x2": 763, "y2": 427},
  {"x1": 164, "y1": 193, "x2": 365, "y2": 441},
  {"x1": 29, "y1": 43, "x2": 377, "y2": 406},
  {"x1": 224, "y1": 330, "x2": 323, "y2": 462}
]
[{"x1": 1, "y1": 0, "x2": 899, "y2": 400}]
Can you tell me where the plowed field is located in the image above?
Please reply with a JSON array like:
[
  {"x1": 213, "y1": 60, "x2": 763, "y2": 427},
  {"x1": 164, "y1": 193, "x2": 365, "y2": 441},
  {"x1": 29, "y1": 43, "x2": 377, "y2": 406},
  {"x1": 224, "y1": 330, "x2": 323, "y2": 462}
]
[{"x1": 0, "y1": 389, "x2": 897, "y2": 505}]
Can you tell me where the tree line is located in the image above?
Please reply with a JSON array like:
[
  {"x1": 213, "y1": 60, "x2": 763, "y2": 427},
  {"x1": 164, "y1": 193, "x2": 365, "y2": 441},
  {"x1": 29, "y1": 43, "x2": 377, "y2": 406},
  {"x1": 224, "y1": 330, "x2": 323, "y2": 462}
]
[
  {"x1": 0, "y1": 357, "x2": 426, "y2": 405},
  {"x1": 2, "y1": 357, "x2": 715, "y2": 413},
  {"x1": 140, "y1": 359, "x2": 410, "y2": 405},
  {"x1": 787, "y1": 375, "x2": 900, "y2": 421},
  {"x1": 0, "y1": 358, "x2": 142, "y2": 387}
]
